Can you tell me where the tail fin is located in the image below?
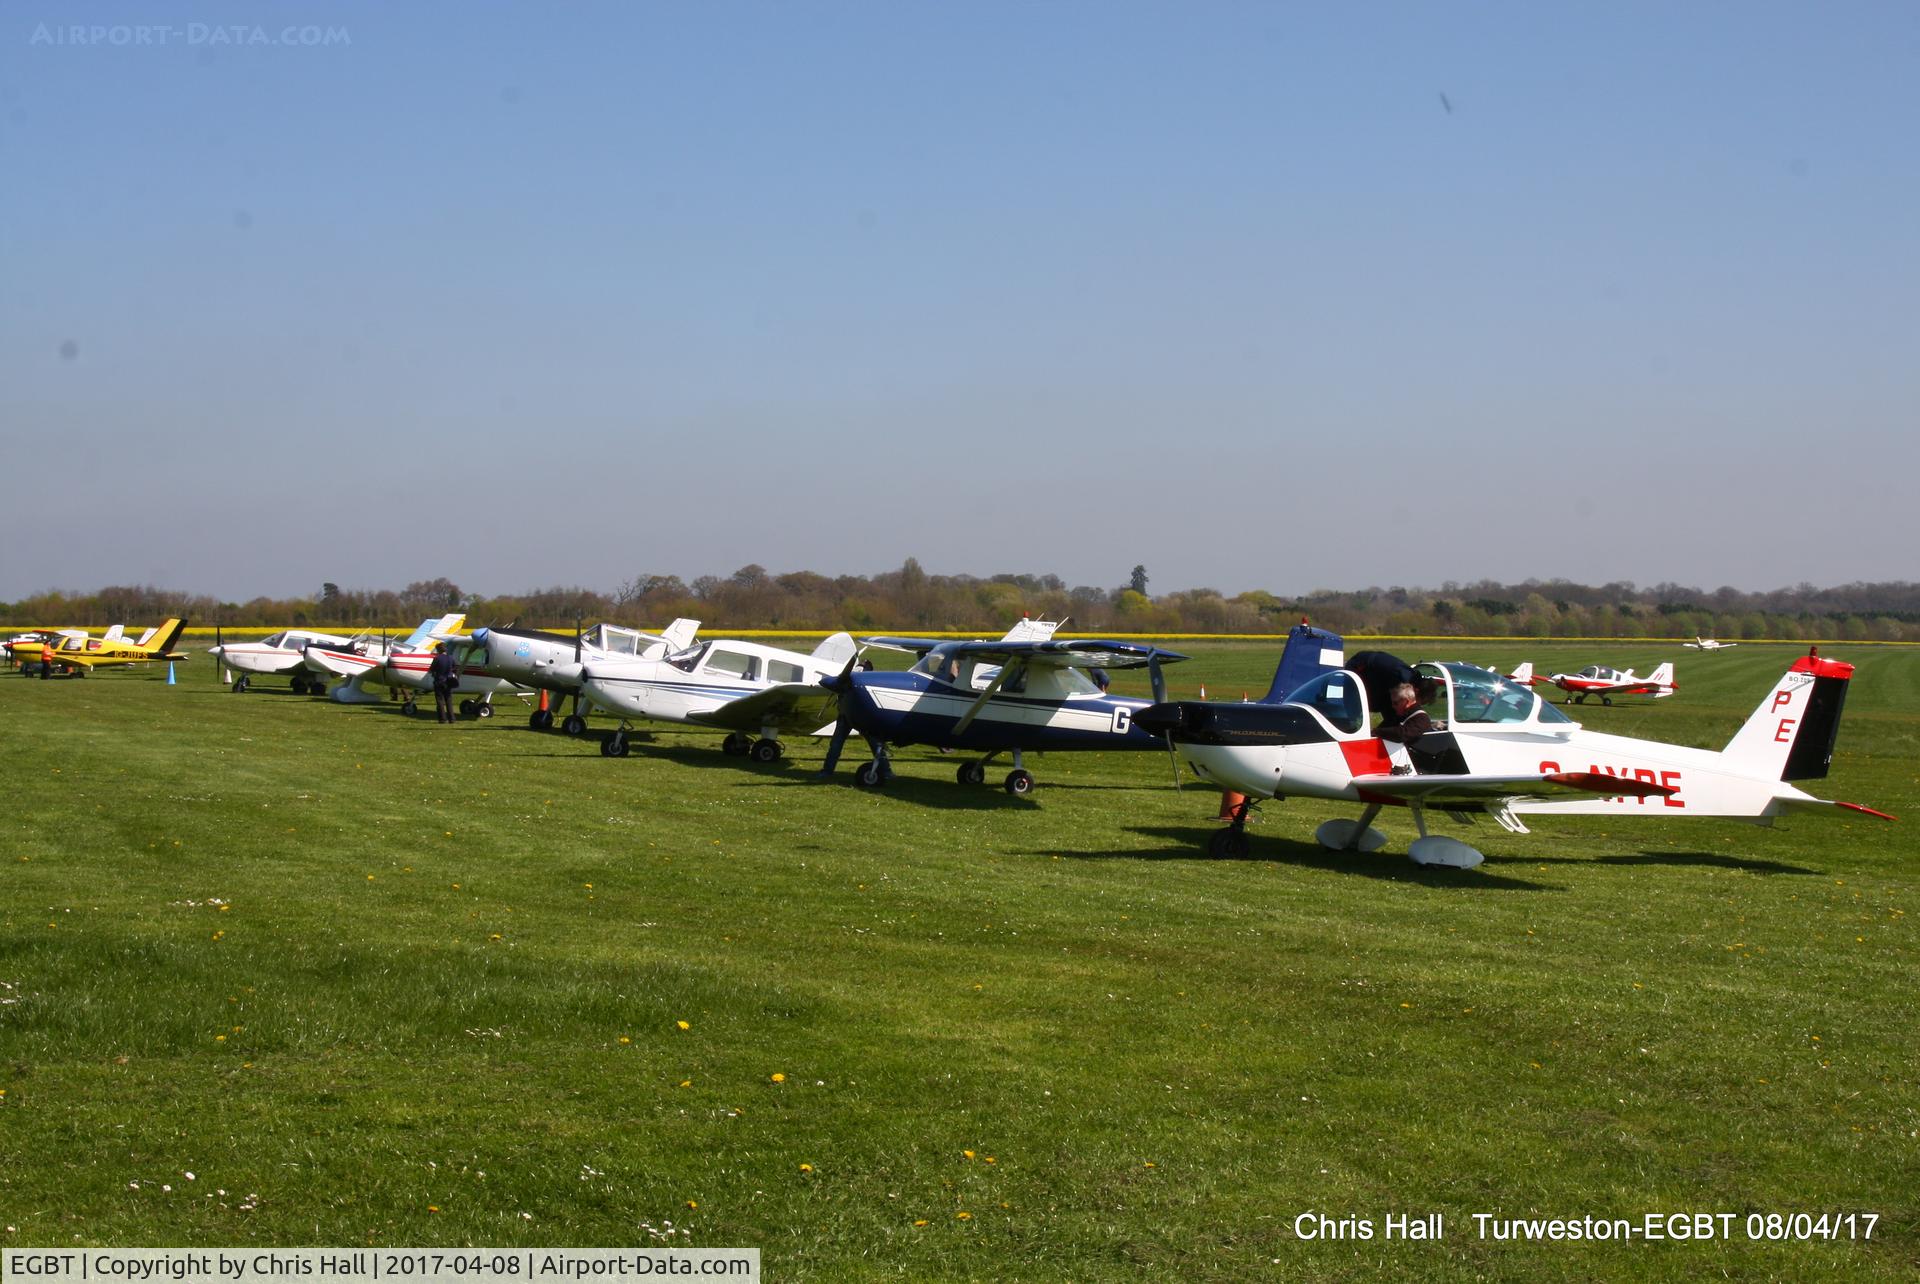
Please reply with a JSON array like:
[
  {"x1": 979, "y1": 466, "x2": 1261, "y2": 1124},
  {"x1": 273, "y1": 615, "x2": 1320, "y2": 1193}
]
[
  {"x1": 1721, "y1": 651, "x2": 1854, "y2": 782},
  {"x1": 1509, "y1": 661, "x2": 1534, "y2": 685},
  {"x1": 1001, "y1": 617, "x2": 1065, "y2": 644},
  {"x1": 151, "y1": 618, "x2": 188, "y2": 655},
  {"x1": 399, "y1": 616, "x2": 444, "y2": 649},
  {"x1": 1261, "y1": 622, "x2": 1346, "y2": 703},
  {"x1": 1647, "y1": 661, "x2": 1675, "y2": 690}
]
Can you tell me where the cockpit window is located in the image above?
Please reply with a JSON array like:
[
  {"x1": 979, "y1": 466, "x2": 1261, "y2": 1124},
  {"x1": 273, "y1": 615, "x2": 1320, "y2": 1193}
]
[
  {"x1": 702, "y1": 649, "x2": 758, "y2": 682},
  {"x1": 916, "y1": 646, "x2": 959, "y2": 681},
  {"x1": 1283, "y1": 670, "x2": 1368, "y2": 734},
  {"x1": 668, "y1": 642, "x2": 709, "y2": 674},
  {"x1": 262, "y1": 632, "x2": 285, "y2": 648},
  {"x1": 1430, "y1": 662, "x2": 1571, "y2": 726}
]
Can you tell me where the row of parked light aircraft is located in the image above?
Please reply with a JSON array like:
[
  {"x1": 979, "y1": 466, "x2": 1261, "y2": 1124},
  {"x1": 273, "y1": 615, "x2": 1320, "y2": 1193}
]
[{"x1": 16, "y1": 614, "x2": 1884, "y2": 868}]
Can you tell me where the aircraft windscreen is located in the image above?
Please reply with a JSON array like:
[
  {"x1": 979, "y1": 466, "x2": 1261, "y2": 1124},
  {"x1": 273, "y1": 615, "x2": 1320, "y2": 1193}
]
[
  {"x1": 1436, "y1": 663, "x2": 1569, "y2": 725},
  {"x1": 916, "y1": 646, "x2": 957, "y2": 680},
  {"x1": 667, "y1": 642, "x2": 709, "y2": 674},
  {"x1": 262, "y1": 632, "x2": 285, "y2": 648},
  {"x1": 1282, "y1": 670, "x2": 1367, "y2": 734}
]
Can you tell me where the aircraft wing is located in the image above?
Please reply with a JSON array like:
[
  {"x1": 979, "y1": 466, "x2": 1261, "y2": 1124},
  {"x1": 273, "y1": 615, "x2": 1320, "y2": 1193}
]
[
  {"x1": 861, "y1": 638, "x2": 1187, "y2": 670},
  {"x1": 1352, "y1": 769, "x2": 1675, "y2": 807},
  {"x1": 686, "y1": 683, "x2": 841, "y2": 736}
]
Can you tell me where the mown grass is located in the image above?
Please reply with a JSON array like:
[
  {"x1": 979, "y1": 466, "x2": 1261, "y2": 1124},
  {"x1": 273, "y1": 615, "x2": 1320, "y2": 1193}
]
[{"x1": 1, "y1": 641, "x2": 1914, "y2": 1280}]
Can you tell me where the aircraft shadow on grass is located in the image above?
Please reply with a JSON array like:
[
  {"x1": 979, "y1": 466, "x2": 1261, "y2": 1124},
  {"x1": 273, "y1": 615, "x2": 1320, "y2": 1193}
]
[
  {"x1": 1526, "y1": 849, "x2": 1818, "y2": 876},
  {"x1": 750, "y1": 770, "x2": 1042, "y2": 812},
  {"x1": 1042, "y1": 825, "x2": 1558, "y2": 891}
]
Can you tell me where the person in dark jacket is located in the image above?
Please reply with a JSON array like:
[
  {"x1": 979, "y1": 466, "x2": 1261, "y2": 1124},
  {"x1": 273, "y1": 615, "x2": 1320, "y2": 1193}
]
[
  {"x1": 1347, "y1": 650, "x2": 1419, "y2": 723},
  {"x1": 428, "y1": 647, "x2": 459, "y2": 723}
]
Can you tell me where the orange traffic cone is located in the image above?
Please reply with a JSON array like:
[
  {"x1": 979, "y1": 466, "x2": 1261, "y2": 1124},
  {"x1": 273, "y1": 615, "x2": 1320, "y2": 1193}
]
[{"x1": 1217, "y1": 790, "x2": 1246, "y2": 821}]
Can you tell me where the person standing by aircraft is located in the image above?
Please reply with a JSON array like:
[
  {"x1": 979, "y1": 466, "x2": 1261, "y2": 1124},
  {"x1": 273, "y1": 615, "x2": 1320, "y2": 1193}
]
[{"x1": 428, "y1": 647, "x2": 458, "y2": 723}]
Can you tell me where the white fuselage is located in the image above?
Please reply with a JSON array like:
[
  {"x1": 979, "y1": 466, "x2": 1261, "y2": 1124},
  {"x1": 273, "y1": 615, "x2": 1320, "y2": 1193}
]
[
  {"x1": 215, "y1": 630, "x2": 355, "y2": 678},
  {"x1": 582, "y1": 639, "x2": 844, "y2": 728}
]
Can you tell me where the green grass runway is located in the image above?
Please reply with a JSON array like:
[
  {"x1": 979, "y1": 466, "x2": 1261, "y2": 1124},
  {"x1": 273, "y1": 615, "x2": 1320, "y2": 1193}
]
[{"x1": 1, "y1": 641, "x2": 1914, "y2": 1280}]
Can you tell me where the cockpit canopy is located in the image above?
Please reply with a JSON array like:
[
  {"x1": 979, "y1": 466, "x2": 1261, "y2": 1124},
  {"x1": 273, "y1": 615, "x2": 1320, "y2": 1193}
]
[
  {"x1": 912, "y1": 646, "x2": 1102, "y2": 697},
  {"x1": 1282, "y1": 661, "x2": 1569, "y2": 734},
  {"x1": 1575, "y1": 665, "x2": 1625, "y2": 681}
]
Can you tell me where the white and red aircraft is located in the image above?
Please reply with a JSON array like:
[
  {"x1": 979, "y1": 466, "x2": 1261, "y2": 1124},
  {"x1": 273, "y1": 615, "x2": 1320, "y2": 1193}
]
[
  {"x1": 304, "y1": 615, "x2": 515, "y2": 714},
  {"x1": 1685, "y1": 636, "x2": 1739, "y2": 651},
  {"x1": 1136, "y1": 625, "x2": 1890, "y2": 869},
  {"x1": 210, "y1": 626, "x2": 360, "y2": 693},
  {"x1": 1530, "y1": 661, "x2": 1676, "y2": 705}
]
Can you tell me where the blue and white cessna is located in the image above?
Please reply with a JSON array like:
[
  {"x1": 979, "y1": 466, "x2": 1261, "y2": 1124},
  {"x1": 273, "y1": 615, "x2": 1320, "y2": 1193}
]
[{"x1": 808, "y1": 620, "x2": 1188, "y2": 794}]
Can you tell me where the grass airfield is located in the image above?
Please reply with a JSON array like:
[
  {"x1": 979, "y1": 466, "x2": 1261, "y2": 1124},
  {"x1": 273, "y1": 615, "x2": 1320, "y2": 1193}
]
[{"x1": 1, "y1": 640, "x2": 1914, "y2": 1280}]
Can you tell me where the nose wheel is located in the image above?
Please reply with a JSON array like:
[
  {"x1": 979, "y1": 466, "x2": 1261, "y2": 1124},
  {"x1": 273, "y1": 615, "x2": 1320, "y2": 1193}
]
[
  {"x1": 601, "y1": 726, "x2": 632, "y2": 757},
  {"x1": 750, "y1": 738, "x2": 784, "y2": 763}
]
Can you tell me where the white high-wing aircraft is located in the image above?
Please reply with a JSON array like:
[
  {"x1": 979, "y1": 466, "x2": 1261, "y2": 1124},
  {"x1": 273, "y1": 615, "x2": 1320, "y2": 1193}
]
[
  {"x1": 578, "y1": 631, "x2": 859, "y2": 760},
  {"x1": 1685, "y1": 636, "x2": 1739, "y2": 650},
  {"x1": 1137, "y1": 624, "x2": 1890, "y2": 869},
  {"x1": 1528, "y1": 661, "x2": 1676, "y2": 705},
  {"x1": 463, "y1": 619, "x2": 700, "y2": 734},
  {"x1": 210, "y1": 626, "x2": 359, "y2": 693}
]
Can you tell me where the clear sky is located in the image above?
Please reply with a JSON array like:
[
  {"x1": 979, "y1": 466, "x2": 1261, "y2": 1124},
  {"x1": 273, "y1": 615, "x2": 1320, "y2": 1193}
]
[{"x1": 3, "y1": 1, "x2": 1916, "y2": 602}]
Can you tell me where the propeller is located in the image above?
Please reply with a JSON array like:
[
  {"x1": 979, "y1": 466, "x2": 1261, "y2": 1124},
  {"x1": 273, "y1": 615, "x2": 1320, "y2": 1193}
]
[
  {"x1": 213, "y1": 623, "x2": 227, "y2": 684},
  {"x1": 575, "y1": 616, "x2": 584, "y2": 666},
  {"x1": 817, "y1": 653, "x2": 862, "y2": 774},
  {"x1": 1147, "y1": 651, "x2": 1182, "y2": 789}
]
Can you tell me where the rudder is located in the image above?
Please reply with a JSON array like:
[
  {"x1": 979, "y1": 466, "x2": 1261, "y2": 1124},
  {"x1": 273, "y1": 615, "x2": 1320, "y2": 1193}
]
[{"x1": 1721, "y1": 651, "x2": 1854, "y2": 782}]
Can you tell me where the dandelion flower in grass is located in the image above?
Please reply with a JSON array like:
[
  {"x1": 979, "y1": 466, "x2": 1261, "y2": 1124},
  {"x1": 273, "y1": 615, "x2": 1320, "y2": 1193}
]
[
  {"x1": 428, "y1": 1206, "x2": 440, "y2": 1213},
  {"x1": 215, "y1": 1035, "x2": 226, "y2": 1043},
  {"x1": 912, "y1": 1220, "x2": 928, "y2": 1228},
  {"x1": 955, "y1": 1211, "x2": 972, "y2": 1221},
  {"x1": 770, "y1": 1073, "x2": 785, "y2": 1083},
  {"x1": 676, "y1": 1020, "x2": 690, "y2": 1031},
  {"x1": 685, "y1": 1201, "x2": 697, "y2": 1210},
  {"x1": 984, "y1": 1157, "x2": 996, "y2": 1165},
  {"x1": 618, "y1": 1037, "x2": 631, "y2": 1045},
  {"x1": 679, "y1": 1080, "x2": 691, "y2": 1088},
  {"x1": 962, "y1": 1150, "x2": 974, "y2": 1160},
  {"x1": 798, "y1": 1164, "x2": 812, "y2": 1173}
]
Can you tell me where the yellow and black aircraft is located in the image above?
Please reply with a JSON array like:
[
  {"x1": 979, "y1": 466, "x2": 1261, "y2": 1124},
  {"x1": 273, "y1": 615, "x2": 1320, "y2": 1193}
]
[{"x1": 41, "y1": 619, "x2": 191, "y2": 674}]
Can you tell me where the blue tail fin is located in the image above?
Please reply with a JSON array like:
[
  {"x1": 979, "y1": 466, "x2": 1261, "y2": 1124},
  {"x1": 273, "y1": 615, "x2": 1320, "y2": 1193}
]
[{"x1": 1261, "y1": 623, "x2": 1346, "y2": 702}]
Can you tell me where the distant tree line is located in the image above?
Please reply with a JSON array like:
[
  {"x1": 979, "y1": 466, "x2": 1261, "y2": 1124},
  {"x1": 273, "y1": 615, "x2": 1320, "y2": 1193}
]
[{"x1": 5, "y1": 567, "x2": 1919, "y2": 641}]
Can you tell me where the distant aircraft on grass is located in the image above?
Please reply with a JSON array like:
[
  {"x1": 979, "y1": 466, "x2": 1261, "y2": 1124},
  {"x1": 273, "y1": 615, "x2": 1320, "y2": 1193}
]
[
  {"x1": 211, "y1": 626, "x2": 360, "y2": 693},
  {"x1": 1685, "y1": 637, "x2": 1739, "y2": 650},
  {"x1": 1529, "y1": 662, "x2": 1676, "y2": 705},
  {"x1": 1136, "y1": 623, "x2": 1890, "y2": 869},
  {"x1": 39, "y1": 619, "x2": 191, "y2": 674}
]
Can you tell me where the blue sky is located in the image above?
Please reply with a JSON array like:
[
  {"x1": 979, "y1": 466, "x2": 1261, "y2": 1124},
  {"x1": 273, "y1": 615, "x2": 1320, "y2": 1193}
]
[{"x1": 3, "y1": 2, "x2": 1916, "y2": 601}]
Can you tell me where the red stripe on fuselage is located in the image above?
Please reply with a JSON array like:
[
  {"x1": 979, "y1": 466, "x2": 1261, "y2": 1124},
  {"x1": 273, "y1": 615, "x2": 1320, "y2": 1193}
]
[{"x1": 1340, "y1": 739, "x2": 1394, "y2": 777}]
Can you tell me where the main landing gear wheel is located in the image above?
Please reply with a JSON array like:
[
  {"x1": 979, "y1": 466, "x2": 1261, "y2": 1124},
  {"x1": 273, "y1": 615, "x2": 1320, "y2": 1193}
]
[
  {"x1": 531, "y1": 708, "x2": 555, "y2": 732},
  {"x1": 601, "y1": 730, "x2": 630, "y2": 758},
  {"x1": 290, "y1": 673, "x2": 308, "y2": 695},
  {"x1": 475, "y1": 701, "x2": 494, "y2": 719},
  {"x1": 854, "y1": 760, "x2": 887, "y2": 787},
  {"x1": 459, "y1": 698, "x2": 477, "y2": 718},
  {"x1": 722, "y1": 732, "x2": 752, "y2": 757},
  {"x1": 402, "y1": 698, "x2": 419, "y2": 716},
  {"x1": 1600, "y1": 696, "x2": 1613, "y2": 707},
  {"x1": 750, "y1": 738, "x2": 784, "y2": 764},
  {"x1": 1003, "y1": 768, "x2": 1034, "y2": 796},
  {"x1": 957, "y1": 761, "x2": 987, "y2": 786},
  {"x1": 231, "y1": 675, "x2": 250, "y2": 693},
  {"x1": 561, "y1": 714, "x2": 586, "y2": 736},
  {"x1": 1209, "y1": 828, "x2": 1250, "y2": 859}
]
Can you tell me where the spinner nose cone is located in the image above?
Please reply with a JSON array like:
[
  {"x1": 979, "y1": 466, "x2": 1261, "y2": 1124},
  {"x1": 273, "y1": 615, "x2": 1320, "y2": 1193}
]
[{"x1": 1133, "y1": 702, "x2": 1188, "y2": 737}]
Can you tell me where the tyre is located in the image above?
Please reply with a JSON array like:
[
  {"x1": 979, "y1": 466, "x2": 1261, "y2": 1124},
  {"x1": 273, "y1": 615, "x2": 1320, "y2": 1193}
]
[{"x1": 1004, "y1": 769, "x2": 1034, "y2": 796}]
